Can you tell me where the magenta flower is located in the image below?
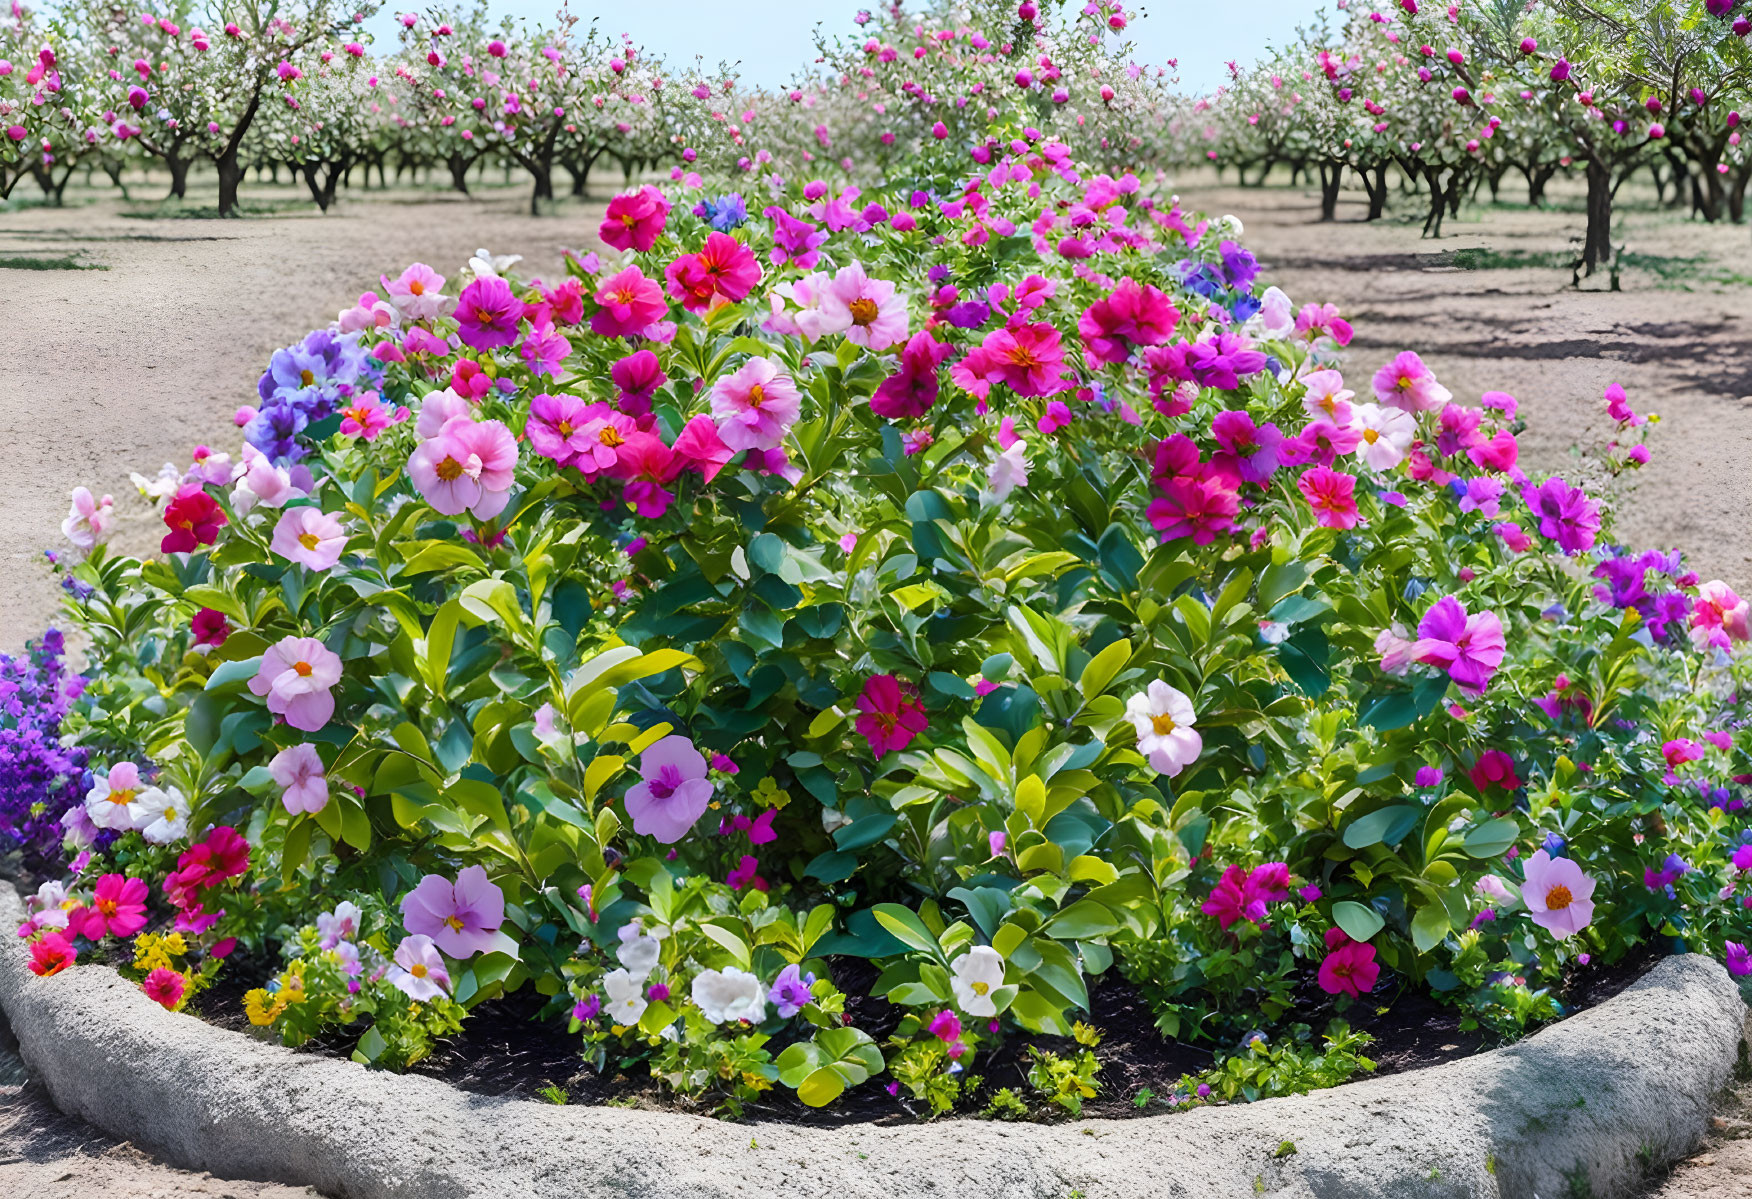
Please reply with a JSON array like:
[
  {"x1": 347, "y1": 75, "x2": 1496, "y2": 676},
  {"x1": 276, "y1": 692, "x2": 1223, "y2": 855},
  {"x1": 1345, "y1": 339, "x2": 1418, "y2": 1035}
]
[
  {"x1": 519, "y1": 321, "x2": 572, "y2": 379},
  {"x1": 1690, "y1": 580, "x2": 1751, "y2": 650},
  {"x1": 400, "y1": 865, "x2": 505, "y2": 958},
  {"x1": 1414, "y1": 596, "x2": 1505, "y2": 693},
  {"x1": 770, "y1": 963, "x2": 816, "y2": 1018},
  {"x1": 387, "y1": 933, "x2": 451, "y2": 1001},
  {"x1": 871, "y1": 331, "x2": 954, "y2": 419},
  {"x1": 1371, "y1": 351, "x2": 1452, "y2": 413},
  {"x1": 1200, "y1": 864, "x2": 1278, "y2": 930},
  {"x1": 623, "y1": 735, "x2": 714, "y2": 843},
  {"x1": 664, "y1": 232, "x2": 762, "y2": 313},
  {"x1": 1297, "y1": 466, "x2": 1360, "y2": 529},
  {"x1": 611, "y1": 349, "x2": 668, "y2": 414},
  {"x1": 819, "y1": 261, "x2": 909, "y2": 350},
  {"x1": 590, "y1": 266, "x2": 668, "y2": 339},
  {"x1": 269, "y1": 743, "x2": 328, "y2": 814},
  {"x1": 599, "y1": 185, "x2": 671, "y2": 253},
  {"x1": 855, "y1": 674, "x2": 928, "y2": 757},
  {"x1": 1520, "y1": 850, "x2": 1596, "y2": 938},
  {"x1": 338, "y1": 392, "x2": 409, "y2": 441},
  {"x1": 73, "y1": 873, "x2": 149, "y2": 940},
  {"x1": 1317, "y1": 928, "x2": 1380, "y2": 998},
  {"x1": 952, "y1": 322, "x2": 1067, "y2": 399},
  {"x1": 525, "y1": 393, "x2": 598, "y2": 469},
  {"x1": 249, "y1": 635, "x2": 344, "y2": 732},
  {"x1": 408, "y1": 416, "x2": 520, "y2": 520},
  {"x1": 710, "y1": 357, "x2": 802, "y2": 452},
  {"x1": 454, "y1": 276, "x2": 523, "y2": 351},
  {"x1": 1727, "y1": 942, "x2": 1751, "y2": 977},
  {"x1": 1522, "y1": 477, "x2": 1600, "y2": 555},
  {"x1": 1078, "y1": 277, "x2": 1179, "y2": 366},
  {"x1": 270, "y1": 507, "x2": 347, "y2": 571}
]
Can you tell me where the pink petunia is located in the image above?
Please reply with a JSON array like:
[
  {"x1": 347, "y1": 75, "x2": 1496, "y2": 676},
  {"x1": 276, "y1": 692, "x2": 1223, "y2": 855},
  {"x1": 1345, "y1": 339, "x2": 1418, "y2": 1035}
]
[
  {"x1": 590, "y1": 266, "x2": 668, "y2": 339},
  {"x1": 710, "y1": 357, "x2": 802, "y2": 452},
  {"x1": 387, "y1": 933, "x2": 451, "y2": 1001},
  {"x1": 623, "y1": 736, "x2": 715, "y2": 843},
  {"x1": 381, "y1": 263, "x2": 448, "y2": 320},
  {"x1": 1077, "y1": 277, "x2": 1178, "y2": 366},
  {"x1": 1691, "y1": 580, "x2": 1751, "y2": 651},
  {"x1": 269, "y1": 507, "x2": 347, "y2": 571},
  {"x1": 454, "y1": 276, "x2": 523, "y2": 351},
  {"x1": 1520, "y1": 850, "x2": 1596, "y2": 939},
  {"x1": 1371, "y1": 351, "x2": 1452, "y2": 413},
  {"x1": 664, "y1": 232, "x2": 762, "y2": 313},
  {"x1": 248, "y1": 635, "x2": 344, "y2": 732},
  {"x1": 1297, "y1": 466, "x2": 1360, "y2": 529},
  {"x1": 599, "y1": 185, "x2": 671, "y2": 253},
  {"x1": 1317, "y1": 928, "x2": 1380, "y2": 998},
  {"x1": 400, "y1": 865, "x2": 506, "y2": 958},
  {"x1": 269, "y1": 743, "x2": 328, "y2": 814},
  {"x1": 73, "y1": 873, "x2": 149, "y2": 940},
  {"x1": 818, "y1": 261, "x2": 909, "y2": 350},
  {"x1": 1414, "y1": 596, "x2": 1506, "y2": 693},
  {"x1": 525, "y1": 393, "x2": 598, "y2": 469},
  {"x1": 337, "y1": 391, "x2": 409, "y2": 441},
  {"x1": 408, "y1": 415, "x2": 519, "y2": 520},
  {"x1": 952, "y1": 322, "x2": 1067, "y2": 399},
  {"x1": 855, "y1": 674, "x2": 928, "y2": 757}
]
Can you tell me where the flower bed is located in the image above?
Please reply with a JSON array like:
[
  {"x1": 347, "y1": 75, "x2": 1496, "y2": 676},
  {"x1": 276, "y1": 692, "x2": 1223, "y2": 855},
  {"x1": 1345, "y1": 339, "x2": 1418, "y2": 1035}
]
[{"x1": 6, "y1": 82, "x2": 1752, "y2": 1121}]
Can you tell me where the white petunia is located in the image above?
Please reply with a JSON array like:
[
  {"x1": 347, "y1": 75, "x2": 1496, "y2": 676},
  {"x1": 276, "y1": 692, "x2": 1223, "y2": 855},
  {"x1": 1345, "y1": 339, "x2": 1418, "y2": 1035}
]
[
  {"x1": 690, "y1": 966, "x2": 767, "y2": 1025},
  {"x1": 615, "y1": 921, "x2": 666, "y2": 981},
  {"x1": 1124, "y1": 680, "x2": 1204, "y2": 778},
  {"x1": 603, "y1": 968, "x2": 648, "y2": 1026},
  {"x1": 1349, "y1": 403, "x2": 1416, "y2": 472},
  {"x1": 85, "y1": 763, "x2": 144, "y2": 832},
  {"x1": 128, "y1": 785, "x2": 189, "y2": 845},
  {"x1": 983, "y1": 441, "x2": 1030, "y2": 504},
  {"x1": 950, "y1": 945, "x2": 1007, "y2": 1017}
]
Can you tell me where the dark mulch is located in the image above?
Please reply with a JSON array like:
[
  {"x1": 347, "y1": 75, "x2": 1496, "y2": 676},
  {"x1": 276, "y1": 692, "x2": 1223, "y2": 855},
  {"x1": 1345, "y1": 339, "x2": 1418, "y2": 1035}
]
[{"x1": 181, "y1": 935, "x2": 1664, "y2": 1125}]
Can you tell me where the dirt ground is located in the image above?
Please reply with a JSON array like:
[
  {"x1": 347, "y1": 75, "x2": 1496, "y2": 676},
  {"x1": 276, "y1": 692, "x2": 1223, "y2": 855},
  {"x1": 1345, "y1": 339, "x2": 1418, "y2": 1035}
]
[{"x1": 3, "y1": 168, "x2": 1751, "y2": 1194}]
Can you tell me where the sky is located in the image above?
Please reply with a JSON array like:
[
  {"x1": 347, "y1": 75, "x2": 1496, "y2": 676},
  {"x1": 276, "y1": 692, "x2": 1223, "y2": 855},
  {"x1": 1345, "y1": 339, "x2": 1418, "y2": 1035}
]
[{"x1": 365, "y1": 0, "x2": 1331, "y2": 97}]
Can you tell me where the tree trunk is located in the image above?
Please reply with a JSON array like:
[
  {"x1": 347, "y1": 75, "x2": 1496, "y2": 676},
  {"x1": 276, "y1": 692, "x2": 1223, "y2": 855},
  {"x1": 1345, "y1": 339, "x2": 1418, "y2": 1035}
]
[
  {"x1": 103, "y1": 160, "x2": 132, "y2": 202},
  {"x1": 527, "y1": 164, "x2": 552, "y2": 216},
  {"x1": 218, "y1": 149, "x2": 247, "y2": 216},
  {"x1": 1730, "y1": 167, "x2": 1750, "y2": 224},
  {"x1": 1583, "y1": 158, "x2": 1613, "y2": 275},
  {"x1": 166, "y1": 152, "x2": 189, "y2": 200},
  {"x1": 1528, "y1": 163, "x2": 1555, "y2": 208},
  {"x1": 447, "y1": 153, "x2": 472, "y2": 195},
  {"x1": 1318, "y1": 161, "x2": 1341, "y2": 221},
  {"x1": 1363, "y1": 163, "x2": 1388, "y2": 220},
  {"x1": 1422, "y1": 166, "x2": 1447, "y2": 237}
]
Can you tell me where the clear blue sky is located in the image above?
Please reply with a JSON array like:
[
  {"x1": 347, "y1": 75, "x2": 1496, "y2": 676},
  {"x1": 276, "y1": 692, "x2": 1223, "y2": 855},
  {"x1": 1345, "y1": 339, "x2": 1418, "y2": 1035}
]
[{"x1": 368, "y1": 0, "x2": 1332, "y2": 96}]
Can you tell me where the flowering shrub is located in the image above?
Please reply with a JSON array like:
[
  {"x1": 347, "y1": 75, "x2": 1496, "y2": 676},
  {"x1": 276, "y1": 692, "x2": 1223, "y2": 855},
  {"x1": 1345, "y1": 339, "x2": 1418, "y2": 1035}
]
[{"x1": 10, "y1": 20, "x2": 1752, "y2": 1113}]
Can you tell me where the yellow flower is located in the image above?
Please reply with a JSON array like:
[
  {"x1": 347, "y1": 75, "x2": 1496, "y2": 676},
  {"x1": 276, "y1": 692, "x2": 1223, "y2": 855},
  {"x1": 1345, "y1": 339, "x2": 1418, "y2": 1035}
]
[
  {"x1": 243, "y1": 988, "x2": 283, "y2": 1027},
  {"x1": 160, "y1": 932, "x2": 188, "y2": 957}
]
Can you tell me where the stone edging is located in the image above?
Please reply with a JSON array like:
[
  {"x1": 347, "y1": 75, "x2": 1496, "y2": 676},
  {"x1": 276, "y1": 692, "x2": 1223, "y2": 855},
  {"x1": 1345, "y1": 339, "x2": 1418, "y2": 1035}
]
[{"x1": 0, "y1": 882, "x2": 1745, "y2": 1199}]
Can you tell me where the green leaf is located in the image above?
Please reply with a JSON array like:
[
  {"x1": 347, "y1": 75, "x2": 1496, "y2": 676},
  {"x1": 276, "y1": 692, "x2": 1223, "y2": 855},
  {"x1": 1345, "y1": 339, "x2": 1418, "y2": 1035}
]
[
  {"x1": 1331, "y1": 900, "x2": 1385, "y2": 943},
  {"x1": 1411, "y1": 902, "x2": 1452, "y2": 953},
  {"x1": 871, "y1": 903, "x2": 945, "y2": 961},
  {"x1": 1341, "y1": 804, "x2": 1421, "y2": 850},
  {"x1": 1042, "y1": 899, "x2": 1120, "y2": 941},
  {"x1": 1078, "y1": 637, "x2": 1131, "y2": 702},
  {"x1": 1463, "y1": 817, "x2": 1519, "y2": 859}
]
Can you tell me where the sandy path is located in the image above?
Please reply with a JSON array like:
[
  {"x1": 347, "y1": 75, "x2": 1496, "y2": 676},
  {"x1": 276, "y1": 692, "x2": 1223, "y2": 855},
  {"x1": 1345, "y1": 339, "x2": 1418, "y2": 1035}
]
[
  {"x1": 0, "y1": 181, "x2": 602, "y2": 654},
  {"x1": 1172, "y1": 174, "x2": 1752, "y2": 591}
]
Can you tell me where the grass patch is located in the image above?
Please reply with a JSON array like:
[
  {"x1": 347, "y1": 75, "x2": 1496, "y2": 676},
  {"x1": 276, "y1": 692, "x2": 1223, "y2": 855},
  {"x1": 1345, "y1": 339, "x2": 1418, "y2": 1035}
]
[
  {"x1": 0, "y1": 251, "x2": 107, "y2": 270},
  {"x1": 1439, "y1": 245, "x2": 1745, "y2": 288}
]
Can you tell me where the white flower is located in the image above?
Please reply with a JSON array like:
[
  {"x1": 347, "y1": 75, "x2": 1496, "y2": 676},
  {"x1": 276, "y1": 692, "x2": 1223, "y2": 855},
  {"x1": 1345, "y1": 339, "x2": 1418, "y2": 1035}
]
[
  {"x1": 128, "y1": 785, "x2": 189, "y2": 844},
  {"x1": 603, "y1": 968, "x2": 648, "y2": 1026},
  {"x1": 317, "y1": 901, "x2": 364, "y2": 948},
  {"x1": 950, "y1": 945, "x2": 1006, "y2": 1017},
  {"x1": 468, "y1": 247, "x2": 522, "y2": 280},
  {"x1": 1219, "y1": 213, "x2": 1244, "y2": 237},
  {"x1": 1350, "y1": 403, "x2": 1416, "y2": 472},
  {"x1": 1125, "y1": 680, "x2": 1204, "y2": 778},
  {"x1": 615, "y1": 921, "x2": 666, "y2": 980},
  {"x1": 983, "y1": 441, "x2": 1029, "y2": 504},
  {"x1": 130, "y1": 463, "x2": 181, "y2": 506},
  {"x1": 820, "y1": 807, "x2": 853, "y2": 835},
  {"x1": 85, "y1": 763, "x2": 144, "y2": 832},
  {"x1": 690, "y1": 966, "x2": 768, "y2": 1025},
  {"x1": 1259, "y1": 285, "x2": 1294, "y2": 335},
  {"x1": 61, "y1": 487, "x2": 114, "y2": 552}
]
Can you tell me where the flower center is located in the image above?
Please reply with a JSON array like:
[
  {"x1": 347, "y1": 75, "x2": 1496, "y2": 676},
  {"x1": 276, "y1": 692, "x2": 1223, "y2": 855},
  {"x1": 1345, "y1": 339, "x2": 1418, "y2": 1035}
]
[
  {"x1": 1545, "y1": 884, "x2": 1573, "y2": 911},
  {"x1": 107, "y1": 789, "x2": 134, "y2": 807},
  {"x1": 300, "y1": 369, "x2": 315, "y2": 387},
  {"x1": 435, "y1": 456, "x2": 464, "y2": 481},
  {"x1": 97, "y1": 898, "x2": 117, "y2": 917},
  {"x1": 1008, "y1": 345, "x2": 1040, "y2": 369},
  {"x1": 444, "y1": 914, "x2": 466, "y2": 932},
  {"x1": 848, "y1": 297, "x2": 879, "y2": 326},
  {"x1": 297, "y1": 531, "x2": 320, "y2": 551},
  {"x1": 474, "y1": 306, "x2": 495, "y2": 324},
  {"x1": 411, "y1": 962, "x2": 429, "y2": 978},
  {"x1": 599, "y1": 426, "x2": 624, "y2": 447},
  {"x1": 1151, "y1": 713, "x2": 1177, "y2": 735},
  {"x1": 557, "y1": 420, "x2": 574, "y2": 437},
  {"x1": 620, "y1": 212, "x2": 637, "y2": 227},
  {"x1": 747, "y1": 384, "x2": 765, "y2": 408},
  {"x1": 648, "y1": 764, "x2": 682, "y2": 801},
  {"x1": 293, "y1": 660, "x2": 313, "y2": 678},
  {"x1": 1397, "y1": 375, "x2": 1413, "y2": 389},
  {"x1": 971, "y1": 980, "x2": 990, "y2": 996},
  {"x1": 409, "y1": 280, "x2": 425, "y2": 296},
  {"x1": 1363, "y1": 428, "x2": 1379, "y2": 444}
]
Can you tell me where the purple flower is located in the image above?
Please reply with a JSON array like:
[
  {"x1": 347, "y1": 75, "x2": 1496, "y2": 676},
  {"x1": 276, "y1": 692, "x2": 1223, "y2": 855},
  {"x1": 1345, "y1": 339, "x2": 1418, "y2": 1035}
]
[
  {"x1": 1523, "y1": 477, "x2": 1600, "y2": 556},
  {"x1": 764, "y1": 206, "x2": 828, "y2": 270},
  {"x1": 770, "y1": 963, "x2": 816, "y2": 1018},
  {"x1": 1415, "y1": 766, "x2": 1445, "y2": 787},
  {"x1": 455, "y1": 276, "x2": 523, "y2": 351},
  {"x1": 1218, "y1": 239, "x2": 1259, "y2": 290},
  {"x1": 400, "y1": 865, "x2": 506, "y2": 958},
  {"x1": 1727, "y1": 942, "x2": 1751, "y2": 977},
  {"x1": 518, "y1": 321, "x2": 572, "y2": 378},
  {"x1": 622, "y1": 735, "x2": 714, "y2": 843}
]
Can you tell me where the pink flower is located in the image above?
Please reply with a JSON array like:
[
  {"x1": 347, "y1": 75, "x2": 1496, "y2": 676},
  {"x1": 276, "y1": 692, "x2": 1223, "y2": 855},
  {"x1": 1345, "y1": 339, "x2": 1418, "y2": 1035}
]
[
  {"x1": 408, "y1": 415, "x2": 519, "y2": 520},
  {"x1": 1662, "y1": 739, "x2": 1706, "y2": 768},
  {"x1": 161, "y1": 484, "x2": 226, "y2": 553},
  {"x1": 387, "y1": 933, "x2": 451, "y2": 1001},
  {"x1": 1468, "y1": 749, "x2": 1520, "y2": 792},
  {"x1": 855, "y1": 674, "x2": 928, "y2": 757},
  {"x1": 1200, "y1": 864, "x2": 1285, "y2": 930},
  {"x1": 623, "y1": 735, "x2": 714, "y2": 843},
  {"x1": 1317, "y1": 928, "x2": 1380, "y2": 998},
  {"x1": 1495, "y1": 521, "x2": 1534, "y2": 553},
  {"x1": 73, "y1": 874, "x2": 149, "y2": 940},
  {"x1": 62, "y1": 487, "x2": 115, "y2": 551},
  {"x1": 1520, "y1": 850, "x2": 1596, "y2": 938},
  {"x1": 665, "y1": 232, "x2": 762, "y2": 313},
  {"x1": 249, "y1": 635, "x2": 344, "y2": 732},
  {"x1": 381, "y1": 263, "x2": 448, "y2": 320},
  {"x1": 672, "y1": 414, "x2": 735, "y2": 482},
  {"x1": 590, "y1": 266, "x2": 668, "y2": 339},
  {"x1": 191, "y1": 608, "x2": 230, "y2": 648},
  {"x1": 1351, "y1": 404, "x2": 1415, "y2": 471},
  {"x1": 1691, "y1": 580, "x2": 1751, "y2": 651},
  {"x1": 270, "y1": 507, "x2": 347, "y2": 571},
  {"x1": 871, "y1": 331, "x2": 954, "y2": 419},
  {"x1": 269, "y1": 743, "x2": 328, "y2": 814},
  {"x1": 454, "y1": 276, "x2": 523, "y2": 351},
  {"x1": 337, "y1": 392, "x2": 409, "y2": 440},
  {"x1": 727, "y1": 854, "x2": 767, "y2": 891},
  {"x1": 525, "y1": 393, "x2": 598, "y2": 468},
  {"x1": 1077, "y1": 277, "x2": 1178, "y2": 366},
  {"x1": 415, "y1": 388, "x2": 473, "y2": 438},
  {"x1": 952, "y1": 322, "x2": 1067, "y2": 399},
  {"x1": 1371, "y1": 351, "x2": 1452, "y2": 413},
  {"x1": 710, "y1": 357, "x2": 802, "y2": 452},
  {"x1": 819, "y1": 261, "x2": 909, "y2": 350},
  {"x1": 142, "y1": 967, "x2": 186, "y2": 1010},
  {"x1": 1414, "y1": 596, "x2": 1506, "y2": 693},
  {"x1": 1727, "y1": 942, "x2": 1751, "y2": 977},
  {"x1": 1297, "y1": 466, "x2": 1360, "y2": 529},
  {"x1": 28, "y1": 932, "x2": 76, "y2": 977},
  {"x1": 1300, "y1": 369, "x2": 1355, "y2": 426},
  {"x1": 1149, "y1": 475, "x2": 1240, "y2": 545},
  {"x1": 519, "y1": 321, "x2": 572, "y2": 378},
  {"x1": 611, "y1": 350, "x2": 668, "y2": 414},
  {"x1": 599, "y1": 185, "x2": 671, "y2": 252},
  {"x1": 400, "y1": 865, "x2": 505, "y2": 958}
]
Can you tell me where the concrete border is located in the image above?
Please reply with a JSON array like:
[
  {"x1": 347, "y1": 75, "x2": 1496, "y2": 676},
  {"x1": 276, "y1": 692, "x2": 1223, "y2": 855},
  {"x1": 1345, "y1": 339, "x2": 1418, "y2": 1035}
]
[{"x1": 0, "y1": 882, "x2": 1745, "y2": 1199}]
